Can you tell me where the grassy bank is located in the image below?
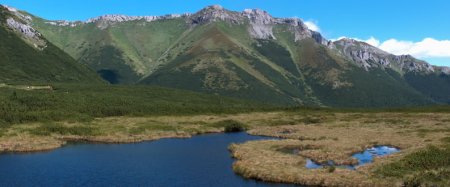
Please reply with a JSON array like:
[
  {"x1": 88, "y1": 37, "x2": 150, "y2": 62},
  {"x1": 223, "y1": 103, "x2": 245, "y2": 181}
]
[{"x1": 0, "y1": 111, "x2": 301, "y2": 152}]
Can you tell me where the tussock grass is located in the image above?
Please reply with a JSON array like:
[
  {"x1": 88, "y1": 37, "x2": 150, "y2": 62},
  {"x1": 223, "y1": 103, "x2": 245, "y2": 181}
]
[
  {"x1": 230, "y1": 112, "x2": 450, "y2": 187},
  {"x1": 30, "y1": 123, "x2": 99, "y2": 136}
]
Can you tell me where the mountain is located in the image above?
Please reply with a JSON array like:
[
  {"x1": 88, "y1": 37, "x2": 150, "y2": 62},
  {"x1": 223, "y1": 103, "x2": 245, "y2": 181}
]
[
  {"x1": 0, "y1": 5, "x2": 102, "y2": 83},
  {"x1": 21, "y1": 5, "x2": 450, "y2": 106}
]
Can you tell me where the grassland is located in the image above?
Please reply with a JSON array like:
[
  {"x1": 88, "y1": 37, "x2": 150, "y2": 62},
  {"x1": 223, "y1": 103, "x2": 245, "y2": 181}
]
[
  {"x1": 0, "y1": 83, "x2": 273, "y2": 152},
  {"x1": 0, "y1": 83, "x2": 448, "y2": 186},
  {"x1": 229, "y1": 112, "x2": 450, "y2": 187}
]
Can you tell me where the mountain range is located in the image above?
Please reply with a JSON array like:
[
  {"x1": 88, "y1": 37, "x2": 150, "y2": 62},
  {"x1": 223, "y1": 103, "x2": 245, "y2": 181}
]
[
  {"x1": 0, "y1": 5, "x2": 102, "y2": 83},
  {"x1": 1, "y1": 4, "x2": 449, "y2": 107}
]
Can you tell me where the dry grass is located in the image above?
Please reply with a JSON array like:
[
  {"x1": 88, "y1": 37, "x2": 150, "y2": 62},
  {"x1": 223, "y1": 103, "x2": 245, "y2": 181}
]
[
  {"x1": 0, "y1": 111, "x2": 448, "y2": 187},
  {"x1": 0, "y1": 112, "x2": 286, "y2": 152},
  {"x1": 230, "y1": 112, "x2": 450, "y2": 187}
]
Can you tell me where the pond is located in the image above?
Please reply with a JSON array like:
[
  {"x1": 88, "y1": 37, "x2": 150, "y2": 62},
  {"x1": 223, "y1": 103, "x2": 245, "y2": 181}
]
[
  {"x1": 305, "y1": 145, "x2": 400, "y2": 169},
  {"x1": 0, "y1": 132, "x2": 297, "y2": 187}
]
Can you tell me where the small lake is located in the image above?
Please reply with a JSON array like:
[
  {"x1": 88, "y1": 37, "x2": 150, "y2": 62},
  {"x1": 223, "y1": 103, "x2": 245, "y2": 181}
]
[{"x1": 0, "y1": 132, "x2": 296, "y2": 187}]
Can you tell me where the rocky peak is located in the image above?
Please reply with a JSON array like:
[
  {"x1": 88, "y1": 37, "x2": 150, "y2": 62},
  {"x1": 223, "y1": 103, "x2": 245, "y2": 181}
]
[
  {"x1": 86, "y1": 13, "x2": 189, "y2": 29},
  {"x1": 242, "y1": 8, "x2": 276, "y2": 39},
  {"x1": 333, "y1": 38, "x2": 441, "y2": 74},
  {"x1": 189, "y1": 5, "x2": 243, "y2": 25},
  {"x1": 1, "y1": 4, "x2": 32, "y2": 23},
  {"x1": 333, "y1": 38, "x2": 392, "y2": 70},
  {"x1": 1, "y1": 4, "x2": 17, "y2": 12},
  {"x1": 335, "y1": 38, "x2": 389, "y2": 55},
  {"x1": 87, "y1": 14, "x2": 188, "y2": 23},
  {"x1": 45, "y1": 20, "x2": 81, "y2": 27},
  {"x1": 243, "y1": 8, "x2": 275, "y2": 25},
  {"x1": 395, "y1": 55, "x2": 435, "y2": 73}
]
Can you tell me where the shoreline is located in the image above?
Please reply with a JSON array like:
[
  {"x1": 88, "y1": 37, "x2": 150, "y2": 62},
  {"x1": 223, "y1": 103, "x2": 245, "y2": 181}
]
[
  {"x1": 0, "y1": 129, "x2": 223, "y2": 153},
  {"x1": 0, "y1": 112, "x2": 448, "y2": 186}
]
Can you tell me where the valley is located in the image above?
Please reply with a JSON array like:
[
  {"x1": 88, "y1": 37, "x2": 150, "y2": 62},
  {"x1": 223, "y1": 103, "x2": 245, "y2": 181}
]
[{"x1": 0, "y1": 3, "x2": 449, "y2": 187}]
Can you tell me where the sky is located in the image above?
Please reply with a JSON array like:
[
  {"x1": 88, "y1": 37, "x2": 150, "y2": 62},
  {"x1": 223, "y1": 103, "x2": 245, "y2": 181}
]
[{"x1": 1, "y1": 0, "x2": 449, "y2": 66}]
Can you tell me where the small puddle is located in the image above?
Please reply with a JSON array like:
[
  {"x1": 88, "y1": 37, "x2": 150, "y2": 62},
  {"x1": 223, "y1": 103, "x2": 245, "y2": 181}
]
[{"x1": 305, "y1": 146, "x2": 400, "y2": 169}]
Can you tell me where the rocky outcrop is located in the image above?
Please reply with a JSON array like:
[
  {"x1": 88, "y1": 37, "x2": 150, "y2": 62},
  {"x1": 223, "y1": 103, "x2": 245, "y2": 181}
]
[
  {"x1": 86, "y1": 13, "x2": 190, "y2": 29},
  {"x1": 189, "y1": 5, "x2": 243, "y2": 25},
  {"x1": 2, "y1": 5, "x2": 47, "y2": 49},
  {"x1": 45, "y1": 20, "x2": 81, "y2": 27},
  {"x1": 333, "y1": 38, "x2": 447, "y2": 74},
  {"x1": 395, "y1": 55, "x2": 435, "y2": 73},
  {"x1": 334, "y1": 38, "x2": 391, "y2": 70},
  {"x1": 243, "y1": 8, "x2": 276, "y2": 39},
  {"x1": 86, "y1": 13, "x2": 189, "y2": 24},
  {"x1": 7, "y1": 18, "x2": 40, "y2": 39},
  {"x1": 37, "y1": 4, "x2": 330, "y2": 45}
]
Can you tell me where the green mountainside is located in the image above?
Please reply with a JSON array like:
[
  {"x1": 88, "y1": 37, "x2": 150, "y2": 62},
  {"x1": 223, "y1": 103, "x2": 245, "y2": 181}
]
[
  {"x1": 8, "y1": 5, "x2": 449, "y2": 107},
  {"x1": 0, "y1": 6, "x2": 102, "y2": 84}
]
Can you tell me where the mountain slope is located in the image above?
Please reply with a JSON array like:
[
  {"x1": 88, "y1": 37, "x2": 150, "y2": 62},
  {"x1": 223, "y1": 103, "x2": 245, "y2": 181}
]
[
  {"x1": 0, "y1": 5, "x2": 102, "y2": 83},
  {"x1": 24, "y1": 5, "x2": 450, "y2": 107}
]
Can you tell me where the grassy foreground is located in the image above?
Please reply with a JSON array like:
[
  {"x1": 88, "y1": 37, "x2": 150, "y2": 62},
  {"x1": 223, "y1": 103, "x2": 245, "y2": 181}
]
[
  {"x1": 229, "y1": 112, "x2": 450, "y2": 187},
  {"x1": 0, "y1": 84, "x2": 449, "y2": 186}
]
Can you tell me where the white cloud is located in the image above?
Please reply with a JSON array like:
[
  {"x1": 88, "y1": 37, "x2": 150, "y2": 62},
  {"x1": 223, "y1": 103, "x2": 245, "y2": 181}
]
[
  {"x1": 338, "y1": 37, "x2": 450, "y2": 58},
  {"x1": 382, "y1": 38, "x2": 450, "y2": 58},
  {"x1": 304, "y1": 21, "x2": 320, "y2": 32},
  {"x1": 364, "y1": 37, "x2": 380, "y2": 47}
]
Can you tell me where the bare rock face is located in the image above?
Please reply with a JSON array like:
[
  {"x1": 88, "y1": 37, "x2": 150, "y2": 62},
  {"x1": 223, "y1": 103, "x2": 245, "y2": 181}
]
[
  {"x1": 83, "y1": 13, "x2": 189, "y2": 29},
  {"x1": 36, "y1": 4, "x2": 330, "y2": 46},
  {"x1": 2, "y1": 5, "x2": 47, "y2": 50},
  {"x1": 333, "y1": 38, "x2": 444, "y2": 74},
  {"x1": 7, "y1": 18, "x2": 39, "y2": 38},
  {"x1": 188, "y1": 5, "x2": 330, "y2": 44},
  {"x1": 243, "y1": 8, "x2": 276, "y2": 39},
  {"x1": 395, "y1": 55, "x2": 435, "y2": 73},
  {"x1": 189, "y1": 5, "x2": 243, "y2": 25},
  {"x1": 334, "y1": 38, "x2": 393, "y2": 70},
  {"x1": 87, "y1": 15, "x2": 157, "y2": 23},
  {"x1": 45, "y1": 20, "x2": 80, "y2": 27}
]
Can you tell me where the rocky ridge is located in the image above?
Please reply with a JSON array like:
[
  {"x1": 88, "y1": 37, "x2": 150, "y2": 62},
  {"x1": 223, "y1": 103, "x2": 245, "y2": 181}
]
[
  {"x1": 1, "y1": 5, "x2": 47, "y2": 49},
  {"x1": 334, "y1": 38, "x2": 446, "y2": 74},
  {"x1": 41, "y1": 5, "x2": 329, "y2": 45}
]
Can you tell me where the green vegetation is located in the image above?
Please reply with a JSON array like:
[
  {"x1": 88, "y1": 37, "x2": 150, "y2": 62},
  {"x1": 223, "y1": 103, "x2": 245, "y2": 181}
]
[
  {"x1": 375, "y1": 145, "x2": 450, "y2": 186},
  {"x1": 30, "y1": 123, "x2": 99, "y2": 136},
  {"x1": 0, "y1": 84, "x2": 272, "y2": 126},
  {"x1": 0, "y1": 7, "x2": 102, "y2": 84},
  {"x1": 213, "y1": 120, "x2": 248, "y2": 132},
  {"x1": 375, "y1": 145, "x2": 450, "y2": 177},
  {"x1": 24, "y1": 7, "x2": 449, "y2": 107},
  {"x1": 405, "y1": 72, "x2": 450, "y2": 104},
  {"x1": 31, "y1": 15, "x2": 189, "y2": 84}
]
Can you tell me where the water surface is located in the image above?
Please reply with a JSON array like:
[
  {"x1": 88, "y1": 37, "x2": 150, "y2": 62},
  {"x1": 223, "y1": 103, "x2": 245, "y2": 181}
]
[
  {"x1": 0, "y1": 132, "x2": 296, "y2": 187},
  {"x1": 305, "y1": 145, "x2": 400, "y2": 169}
]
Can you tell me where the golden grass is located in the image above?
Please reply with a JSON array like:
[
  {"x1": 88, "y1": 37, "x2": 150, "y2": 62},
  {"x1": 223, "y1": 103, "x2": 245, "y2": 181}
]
[
  {"x1": 0, "y1": 111, "x2": 448, "y2": 187},
  {"x1": 230, "y1": 112, "x2": 450, "y2": 187},
  {"x1": 0, "y1": 112, "x2": 285, "y2": 152}
]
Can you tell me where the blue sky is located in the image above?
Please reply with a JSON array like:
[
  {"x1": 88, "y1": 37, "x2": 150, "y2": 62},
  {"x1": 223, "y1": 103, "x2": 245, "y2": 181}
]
[{"x1": 1, "y1": 0, "x2": 449, "y2": 66}]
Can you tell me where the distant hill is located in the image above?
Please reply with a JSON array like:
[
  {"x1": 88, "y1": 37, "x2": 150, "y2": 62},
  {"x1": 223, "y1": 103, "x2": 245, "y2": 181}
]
[
  {"x1": 0, "y1": 5, "x2": 103, "y2": 84},
  {"x1": 9, "y1": 5, "x2": 450, "y2": 107}
]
